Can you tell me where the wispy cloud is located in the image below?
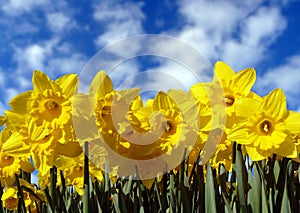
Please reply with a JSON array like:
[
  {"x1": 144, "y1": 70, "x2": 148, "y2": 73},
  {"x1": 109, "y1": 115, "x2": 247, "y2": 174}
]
[
  {"x1": 255, "y1": 55, "x2": 300, "y2": 110},
  {"x1": 1, "y1": 0, "x2": 48, "y2": 16},
  {"x1": 13, "y1": 38, "x2": 87, "y2": 77},
  {"x1": 174, "y1": 0, "x2": 287, "y2": 70},
  {"x1": 93, "y1": 0, "x2": 145, "y2": 47},
  {"x1": 46, "y1": 12, "x2": 77, "y2": 33}
]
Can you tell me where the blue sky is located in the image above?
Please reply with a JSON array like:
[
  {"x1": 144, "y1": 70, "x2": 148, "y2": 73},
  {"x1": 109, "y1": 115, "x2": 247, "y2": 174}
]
[{"x1": 1, "y1": 0, "x2": 300, "y2": 114}]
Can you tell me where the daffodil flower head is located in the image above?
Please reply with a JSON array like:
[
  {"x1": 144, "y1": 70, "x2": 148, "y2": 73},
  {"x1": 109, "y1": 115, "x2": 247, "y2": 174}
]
[
  {"x1": 55, "y1": 153, "x2": 104, "y2": 195},
  {"x1": 229, "y1": 88, "x2": 298, "y2": 161},
  {"x1": 1, "y1": 187, "x2": 18, "y2": 210},
  {"x1": 0, "y1": 128, "x2": 34, "y2": 186},
  {"x1": 31, "y1": 89, "x2": 71, "y2": 128},
  {"x1": 30, "y1": 70, "x2": 77, "y2": 128},
  {"x1": 213, "y1": 61, "x2": 256, "y2": 110}
]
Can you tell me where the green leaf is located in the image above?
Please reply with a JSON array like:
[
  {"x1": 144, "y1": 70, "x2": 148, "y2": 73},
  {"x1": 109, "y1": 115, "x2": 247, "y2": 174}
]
[
  {"x1": 122, "y1": 175, "x2": 133, "y2": 195},
  {"x1": 205, "y1": 164, "x2": 217, "y2": 213},
  {"x1": 83, "y1": 142, "x2": 90, "y2": 213},
  {"x1": 273, "y1": 160, "x2": 280, "y2": 185},
  {"x1": 261, "y1": 177, "x2": 269, "y2": 213},
  {"x1": 235, "y1": 144, "x2": 247, "y2": 212},
  {"x1": 247, "y1": 164, "x2": 261, "y2": 212}
]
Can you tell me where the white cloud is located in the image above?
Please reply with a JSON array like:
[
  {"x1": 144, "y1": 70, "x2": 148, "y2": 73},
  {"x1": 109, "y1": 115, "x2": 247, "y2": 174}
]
[
  {"x1": 221, "y1": 7, "x2": 286, "y2": 69},
  {"x1": 13, "y1": 39, "x2": 59, "y2": 73},
  {"x1": 0, "y1": 72, "x2": 4, "y2": 87},
  {"x1": 46, "y1": 12, "x2": 76, "y2": 32},
  {"x1": 241, "y1": 7, "x2": 286, "y2": 46},
  {"x1": 1, "y1": 0, "x2": 48, "y2": 15},
  {"x1": 17, "y1": 76, "x2": 32, "y2": 90},
  {"x1": 13, "y1": 38, "x2": 87, "y2": 78},
  {"x1": 175, "y1": 0, "x2": 287, "y2": 70},
  {"x1": 47, "y1": 53, "x2": 87, "y2": 75},
  {"x1": 93, "y1": 0, "x2": 145, "y2": 47},
  {"x1": 255, "y1": 55, "x2": 300, "y2": 109}
]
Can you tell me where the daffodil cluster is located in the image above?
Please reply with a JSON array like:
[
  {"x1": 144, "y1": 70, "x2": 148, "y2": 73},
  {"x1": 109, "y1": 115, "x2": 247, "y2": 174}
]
[{"x1": 0, "y1": 61, "x2": 300, "y2": 211}]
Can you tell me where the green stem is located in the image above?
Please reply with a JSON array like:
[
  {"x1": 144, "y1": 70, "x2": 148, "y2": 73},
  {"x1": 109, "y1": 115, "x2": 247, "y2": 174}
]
[{"x1": 83, "y1": 141, "x2": 90, "y2": 213}]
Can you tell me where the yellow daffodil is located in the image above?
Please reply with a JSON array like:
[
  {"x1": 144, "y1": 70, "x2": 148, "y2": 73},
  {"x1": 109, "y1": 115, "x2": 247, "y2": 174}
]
[
  {"x1": 3, "y1": 118, "x2": 82, "y2": 176},
  {"x1": 213, "y1": 61, "x2": 256, "y2": 104},
  {"x1": 1, "y1": 180, "x2": 46, "y2": 211},
  {"x1": 228, "y1": 88, "x2": 299, "y2": 161},
  {"x1": 31, "y1": 70, "x2": 77, "y2": 126},
  {"x1": 19, "y1": 179, "x2": 46, "y2": 211},
  {"x1": 117, "y1": 90, "x2": 197, "y2": 160},
  {"x1": 0, "y1": 128, "x2": 34, "y2": 186},
  {"x1": 55, "y1": 153, "x2": 104, "y2": 195},
  {"x1": 206, "y1": 129, "x2": 233, "y2": 171},
  {"x1": 190, "y1": 61, "x2": 257, "y2": 131},
  {"x1": 3, "y1": 71, "x2": 82, "y2": 176},
  {"x1": 8, "y1": 70, "x2": 78, "y2": 128},
  {"x1": 1, "y1": 187, "x2": 18, "y2": 210}
]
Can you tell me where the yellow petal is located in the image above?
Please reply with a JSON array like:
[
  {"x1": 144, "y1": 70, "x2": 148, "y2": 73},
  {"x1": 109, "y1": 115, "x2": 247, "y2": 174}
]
[
  {"x1": 234, "y1": 68, "x2": 256, "y2": 96},
  {"x1": 28, "y1": 122, "x2": 52, "y2": 141},
  {"x1": 130, "y1": 95, "x2": 144, "y2": 110},
  {"x1": 32, "y1": 70, "x2": 58, "y2": 93},
  {"x1": 89, "y1": 70, "x2": 113, "y2": 98},
  {"x1": 5, "y1": 110, "x2": 25, "y2": 130},
  {"x1": 73, "y1": 114, "x2": 99, "y2": 141},
  {"x1": 89, "y1": 165, "x2": 104, "y2": 182},
  {"x1": 55, "y1": 156, "x2": 76, "y2": 170},
  {"x1": 153, "y1": 91, "x2": 176, "y2": 111},
  {"x1": 2, "y1": 132, "x2": 31, "y2": 157},
  {"x1": 56, "y1": 142, "x2": 83, "y2": 157},
  {"x1": 245, "y1": 146, "x2": 267, "y2": 161},
  {"x1": 213, "y1": 61, "x2": 235, "y2": 82},
  {"x1": 234, "y1": 97, "x2": 260, "y2": 118},
  {"x1": 0, "y1": 114, "x2": 6, "y2": 126},
  {"x1": 20, "y1": 160, "x2": 35, "y2": 173},
  {"x1": 145, "y1": 99, "x2": 153, "y2": 108},
  {"x1": 116, "y1": 88, "x2": 140, "y2": 102},
  {"x1": 33, "y1": 154, "x2": 53, "y2": 177},
  {"x1": 0, "y1": 128, "x2": 11, "y2": 142},
  {"x1": 262, "y1": 88, "x2": 287, "y2": 120},
  {"x1": 1, "y1": 187, "x2": 18, "y2": 200},
  {"x1": 141, "y1": 178, "x2": 155, "y2": 189},
  {"x1": 190, "y1": 82, "x2": 213, "y2": 105},
  {"x1": 275, "y1": 135, "x2": 297, "y2": 158},
  {"x1": 259, "y1": 136, "x2": 273, "y2": 151},
  {"x1": 228, "y1": 122, "x2": 252, "y2": 145},
  {"x1": 8, "y1": 91, "x2": 33, "y2": 115},
  {"x1": 55, "y1": 74, "x2": 78, "y2": 98},
  {"x1": 167, "y1": 89, "x2": 187, "y2": 104},
  {"x1": 285, "y1": 110, "x2": 300, "y2": 134}
]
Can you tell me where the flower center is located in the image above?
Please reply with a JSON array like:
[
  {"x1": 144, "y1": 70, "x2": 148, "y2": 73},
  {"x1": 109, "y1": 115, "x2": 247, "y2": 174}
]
[
  {"x1": 165, "y1": 121, "x2": 172, "y2": 132},
  {"x1": 259, "y1": 120, "x2": 273, "y2": 135},
  {"x1": 46, "y1": 100, "x2": 59, "y2": 110},
  {"x1": 163, "y1": 120, "x2": 176, "y2": 135},
  {"x1": 102, "y1": 106, "x2": 112, "y2": 117},
  {"x1": 223, "y1": 95, "x2": 234, "y2": 106}
]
